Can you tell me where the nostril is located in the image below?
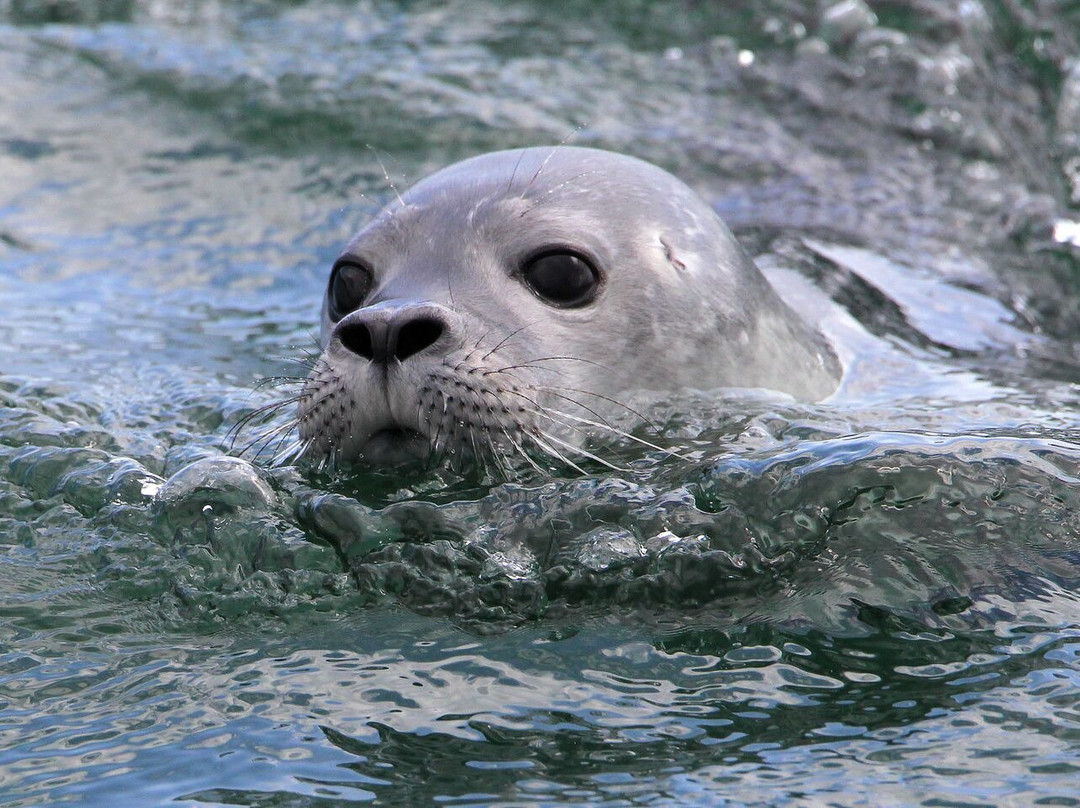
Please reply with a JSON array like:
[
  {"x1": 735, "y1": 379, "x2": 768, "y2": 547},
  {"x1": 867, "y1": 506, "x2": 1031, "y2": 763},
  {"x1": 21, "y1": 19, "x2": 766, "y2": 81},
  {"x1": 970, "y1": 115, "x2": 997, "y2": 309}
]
[
  {"x1": 336, "y1": 314, "x2": 443, "y2": 363},
  {"x1": 339, "y1": 321, "x2": 377, "y2": 361},
  {"x1": 395, "y1": 317, "x2": 443, "y2": 361}
]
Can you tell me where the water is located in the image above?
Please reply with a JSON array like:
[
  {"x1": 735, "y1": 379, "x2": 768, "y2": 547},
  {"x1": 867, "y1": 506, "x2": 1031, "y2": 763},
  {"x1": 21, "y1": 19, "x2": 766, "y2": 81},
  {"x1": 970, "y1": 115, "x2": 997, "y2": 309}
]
[{"x1": 3, "y1": 0, "x2": 1080, "y2": 804}]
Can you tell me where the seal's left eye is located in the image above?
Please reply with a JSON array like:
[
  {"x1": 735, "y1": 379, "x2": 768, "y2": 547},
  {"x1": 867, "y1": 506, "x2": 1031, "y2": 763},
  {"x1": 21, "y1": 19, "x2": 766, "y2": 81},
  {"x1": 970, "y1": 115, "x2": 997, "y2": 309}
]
[
  {"x1": 327, "y1": 261, "x2": 372, "y2": 321},
  {"x1": 521, "y1": 251, "x2": 599, "y2": 308}
]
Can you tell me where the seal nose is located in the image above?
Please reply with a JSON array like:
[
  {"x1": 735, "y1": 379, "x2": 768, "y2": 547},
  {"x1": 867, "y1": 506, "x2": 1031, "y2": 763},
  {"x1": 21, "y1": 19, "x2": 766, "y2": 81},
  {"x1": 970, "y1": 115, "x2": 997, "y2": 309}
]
[{"x1": 337, "y1": 306, "x2": 446, "y2": 364}]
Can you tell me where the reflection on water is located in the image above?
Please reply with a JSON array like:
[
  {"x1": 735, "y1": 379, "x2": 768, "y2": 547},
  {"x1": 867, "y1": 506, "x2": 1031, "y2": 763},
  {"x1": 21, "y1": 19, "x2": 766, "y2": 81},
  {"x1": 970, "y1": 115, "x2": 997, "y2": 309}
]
[{"x1": 3, "y1": 0, "x2": 1080, "y2": 804}]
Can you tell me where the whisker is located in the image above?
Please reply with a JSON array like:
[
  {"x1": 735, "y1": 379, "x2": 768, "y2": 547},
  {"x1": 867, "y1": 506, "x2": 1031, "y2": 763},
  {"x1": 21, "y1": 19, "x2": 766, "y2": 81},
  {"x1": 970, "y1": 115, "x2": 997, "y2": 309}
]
[
  {"x1": 505, "y1": 388, "x2": 592, "y2": 438},
  {"x1": 271, "y1": 436, "x2": 310, "y2": 467},
  {"x1": 527, "y1": 406, "x2": 632, "y2": 467},
  {"x1": 507, "y1": 381, "x2": 686, "y2": 468},
  {"x1": 506, "y1": 389, "x2": 635, "y2": 471},
  {"x1": 226, "y1": 359, "x2": 343, "y2": 463},
  {"x1": 536, "y1": 428, "x2": 628, "y2": 473},
  {"x1": 466, "y1": 424, "x2": 484, "y2": 473},
  {"x1": 543, "y1": 405, "x2": 687, "y2": 460},
  {"x1": 522, "y1": 145, "x2": 560, "y2": 199},
  {"x1": 277, "y1": 355, "x2": 320, "y2": 369},
  {"x1": 226, "y1": 393, "x2": 305, "y2": 434},
  {"x1": 428, "y1": 396, "x2": 450, "y2": 462},
  {"x1": 488, "y1": 355, "x2": 608, "y2": 375},
  {"x1": 265, "y1": 413, "x2": 305, "y2": 462},
  {"x1": 480, "y1": 319, "x2": 547, "y2": 362},
  {"x1": 366, "y1": 144, "x2": 405, "y2": 209},
  {"x1": 506, "y1": 148, "x2": 528, "y2": 194},
  {"x1": 528, "y1": 430, "x2": 588, "y2": 476},
  {"x1": 533, "y1": 384, "x2": 660, "y2": 433},
  {"x1": 252, "y1": 376, "x2": 307, "y2": 392},
  {"x1": 223, "y1": 404, "x2": 293, "y2": 453},
  {"x1": 500, "y1": 427, "x2": 547, "y2": 476},
  {"x1": 520, "y1": 127, "x2": 586, "y2": 198},
  {"x1": 270, "y1": 344, "x2": 321, "y2": 362},
  {"x1": 531, "y1": 384, "x2": 680, "y2": 457},
  {"x1": 519, "y1": 170, "x2": 600, "y2": 218},
  {"x1": 517, "y1": 386, "x2": 612, "y2": 430},
  {"x1": 312, "y1": 447, "x2": 332, "y2": 475},
  {"x1": 499, "y1": 435, "x2": 532, "y2": 479},
  {"x1": 237, "y1": 418, "x2": 298, "y2": 461}
]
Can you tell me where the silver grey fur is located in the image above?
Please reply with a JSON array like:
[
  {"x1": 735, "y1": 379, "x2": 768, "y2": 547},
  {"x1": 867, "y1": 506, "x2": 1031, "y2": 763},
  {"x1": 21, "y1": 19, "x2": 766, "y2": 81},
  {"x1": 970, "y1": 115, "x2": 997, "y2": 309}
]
[{"x1": 298, "y1": 146, "x2": 840, "y2": 467}]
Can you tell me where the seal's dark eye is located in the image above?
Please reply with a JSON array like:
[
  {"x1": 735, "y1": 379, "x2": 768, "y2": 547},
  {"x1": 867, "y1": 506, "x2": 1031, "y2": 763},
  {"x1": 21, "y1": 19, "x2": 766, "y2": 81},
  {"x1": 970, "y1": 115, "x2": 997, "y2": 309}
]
[
  {"x1": 521, "y1": 251, "x2": 599, "y2": 307},
  {"x1": 327, "y1": 261, "x2": 372, "y2": 321}
]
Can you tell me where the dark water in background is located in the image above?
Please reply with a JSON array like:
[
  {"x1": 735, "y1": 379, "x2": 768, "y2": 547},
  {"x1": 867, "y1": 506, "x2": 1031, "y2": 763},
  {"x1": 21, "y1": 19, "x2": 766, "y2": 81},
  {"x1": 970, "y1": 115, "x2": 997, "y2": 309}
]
[{"x1": 4, "y1": 0, "x2": 1080, "y2": 804}]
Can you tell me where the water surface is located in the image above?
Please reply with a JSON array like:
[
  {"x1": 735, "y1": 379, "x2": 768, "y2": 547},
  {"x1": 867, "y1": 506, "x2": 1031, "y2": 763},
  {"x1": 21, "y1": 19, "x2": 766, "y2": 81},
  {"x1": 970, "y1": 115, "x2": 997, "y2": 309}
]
[{"x1": 3, "y1": 1, "x2": 1080, "y2": 804}]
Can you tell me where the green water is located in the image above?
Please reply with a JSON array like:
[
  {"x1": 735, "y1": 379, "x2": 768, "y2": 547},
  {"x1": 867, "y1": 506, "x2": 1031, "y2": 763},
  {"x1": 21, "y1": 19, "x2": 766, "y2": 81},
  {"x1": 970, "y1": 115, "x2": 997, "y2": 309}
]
[{"x1": 3, "y1": 1, "x2": 1080, "y2": 804}]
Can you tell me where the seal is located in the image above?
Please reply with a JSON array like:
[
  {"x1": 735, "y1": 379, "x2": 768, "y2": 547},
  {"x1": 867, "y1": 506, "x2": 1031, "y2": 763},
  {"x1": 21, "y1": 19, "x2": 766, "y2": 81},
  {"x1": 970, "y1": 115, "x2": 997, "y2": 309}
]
[{"x1": 295, "y1": 146, "x2": 840, "y2": 469}]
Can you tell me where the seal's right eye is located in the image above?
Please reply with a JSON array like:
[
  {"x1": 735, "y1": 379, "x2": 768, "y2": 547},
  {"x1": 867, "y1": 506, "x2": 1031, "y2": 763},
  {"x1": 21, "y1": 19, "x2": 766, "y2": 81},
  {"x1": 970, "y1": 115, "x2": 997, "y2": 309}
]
[{"x1": 327, "y1": 261, "x2": 373, "y2": 321}]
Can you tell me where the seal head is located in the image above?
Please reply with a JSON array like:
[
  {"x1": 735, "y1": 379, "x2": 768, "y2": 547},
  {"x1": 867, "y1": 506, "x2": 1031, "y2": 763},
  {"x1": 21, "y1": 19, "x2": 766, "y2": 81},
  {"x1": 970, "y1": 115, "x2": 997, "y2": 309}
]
[{"x1": 298, "y1": 147, "x2": 840, "y2": 467}]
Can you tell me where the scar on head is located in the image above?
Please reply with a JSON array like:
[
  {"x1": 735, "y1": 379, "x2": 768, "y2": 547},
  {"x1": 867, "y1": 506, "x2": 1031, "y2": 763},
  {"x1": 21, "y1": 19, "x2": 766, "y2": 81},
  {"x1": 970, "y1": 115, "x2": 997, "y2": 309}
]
[{"x1": 659, "y1": 235, "x2": 686, "y2": 271}]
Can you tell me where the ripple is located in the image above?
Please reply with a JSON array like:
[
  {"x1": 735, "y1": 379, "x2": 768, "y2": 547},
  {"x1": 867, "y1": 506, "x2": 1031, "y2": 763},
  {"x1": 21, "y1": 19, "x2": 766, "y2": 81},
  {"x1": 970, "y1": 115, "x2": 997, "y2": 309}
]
[{"x1": 4, "y1": 0, "x2": 1080, "y2": 804}]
